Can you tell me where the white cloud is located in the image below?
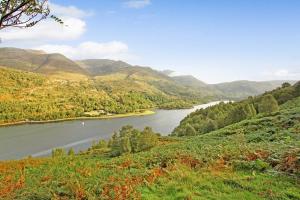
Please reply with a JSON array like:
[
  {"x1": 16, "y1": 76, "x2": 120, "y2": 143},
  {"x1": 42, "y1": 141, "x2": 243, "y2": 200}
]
[
  {"x1": 124, "y1": 0, "x2": 151, "y2": 9},
  {"x1": 1, "y1": 17, "x2": 86, "y2": 41},
  {"x1": 0, "y1": 3, "x2": 88, "y2": 42},
  {"x1": 49, "y1": 3, "x2": 93, "y2": 18},
  {"x1": 34, "y1": 41, "x2": 137, "y2": 61}
]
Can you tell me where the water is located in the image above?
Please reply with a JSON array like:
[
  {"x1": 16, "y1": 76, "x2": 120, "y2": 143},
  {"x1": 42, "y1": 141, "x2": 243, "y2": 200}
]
[{"x1": 0, "y1": 101, "x2": 222, "y2": 160}]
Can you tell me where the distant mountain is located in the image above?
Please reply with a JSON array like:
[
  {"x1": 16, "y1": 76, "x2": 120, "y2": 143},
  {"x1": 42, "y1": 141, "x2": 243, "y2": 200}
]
[
  {"x1": 77, "y1": 59, "x2": 131, "y2": 75},
  {"x1": 160, "y1": 69, "x2": 175, "y2": 76},
  {"x1": 170, "y1": 75, "x2": 297, "y2": 100},
  {"x1": 213, "y1": 80, "x2": 297, "y2": 99},
  {"x1": 0, "y1": 47, "x2": 297, "y2": 101},
  {"x1": 0, "y1": 47, "x2": 87, "y2": 74},
  {"x1": 172, "y1": 75, "x2": 207, "y2": 88}
]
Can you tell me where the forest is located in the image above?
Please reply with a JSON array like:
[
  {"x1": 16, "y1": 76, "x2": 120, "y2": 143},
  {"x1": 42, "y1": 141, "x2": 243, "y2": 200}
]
[
  {"x1": 0, "y1": 67, "x2": 202, "y2": 124},
  {"x1": 172, "y1": 81, "x2": 300, "y2": 136}
]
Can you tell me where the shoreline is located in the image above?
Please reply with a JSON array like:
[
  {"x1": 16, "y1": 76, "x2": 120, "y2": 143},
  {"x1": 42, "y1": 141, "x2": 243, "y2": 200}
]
[
  {"x1": 0, "y1": 101, "x2": 228, "y2": 128},
  {"x1": 0, "y1": 110, "x2": 155, "y2": 127}
]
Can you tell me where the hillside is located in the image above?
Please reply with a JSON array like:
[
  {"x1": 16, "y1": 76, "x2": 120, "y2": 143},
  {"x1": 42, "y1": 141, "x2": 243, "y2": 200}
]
[
  {"x1": 172, "y1": 75, "x2": 208, "y2": 88},
  {"x1": 0, "y1": 47, "x2": 87, "y2": 75},
  {"x1": 0, "y1": 48, "x2": 294, "y2": 100},
  {"x1": 77, "y1": 59, "x2": 131, "y2": 75},
  {"x1": 0, "y1": 47, "x2": 295, "y2": 102},
  {"x1": 173, "y1": 81, "x2": 300, "y2": 136},
  {"x1": 0, "y1": 87, "x2": 299, "y2": 199},
  {"x1": 0, "y1": 66, "x2": 210, "y2": 125},
  {"x1": 171, "y1": 75, "x2": 297, "y2": 100},
  {"x1": 213, "y1": 80, "x2": 297, "y2": 100}
]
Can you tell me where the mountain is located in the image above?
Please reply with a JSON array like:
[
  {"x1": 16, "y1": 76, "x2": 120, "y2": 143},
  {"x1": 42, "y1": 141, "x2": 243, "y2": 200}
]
[
  {"x1": 0, "y1": 47, "x2": 297, "y2": 102},
  {"x1": 77, "y1": 59, "x2": 131, "y2": 75},
  {"x1": 172, "y1": 75, "x2": 207, "y2": 88},
  {"x1": 0, "y1": 47, "x2": 87, "y2": 74},
  {"x1": 213, "y1": 80, "x2": 297, "y2": 99}
]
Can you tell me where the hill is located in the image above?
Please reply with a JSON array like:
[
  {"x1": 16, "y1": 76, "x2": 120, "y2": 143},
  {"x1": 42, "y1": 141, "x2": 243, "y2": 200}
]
[
  {"x1": 213, "y1": 80, "x2": 297, "y2": 100},
  {"x1": 0, "y1": 66, "x2": 209, "y2": 125},
  {"x1": 0, "y1": 85, "x2": 299, "y2": 199},
  {"x1": 0, "y1": 47, "x2": 296, "y2": 101},
  {"x1": 172, "y1": 75, "x2": 208, "y2": 88},
  {"x1": 0, "y1": 47, "x2": 87, "y2": 74},
  {"x1": 172, "y1": 81, "x2": 300, "y2": 136},
  {"x1": 169, "y1": 74, "x2": 297, "y2": 100},
  {"x1": 77, "y1": 59, "x2": 131, "y2": 75}
]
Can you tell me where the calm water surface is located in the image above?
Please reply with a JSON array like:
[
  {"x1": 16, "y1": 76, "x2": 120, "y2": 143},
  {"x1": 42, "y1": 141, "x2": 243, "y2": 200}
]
[{"x1": 0, "y1": 101, "x2": 222, "y2": 160}]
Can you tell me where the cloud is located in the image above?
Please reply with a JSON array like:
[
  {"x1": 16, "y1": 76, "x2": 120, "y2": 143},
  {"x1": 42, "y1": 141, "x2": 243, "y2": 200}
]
[
  {"x1": 0, "y1": 3, "x2": 88, "y2": 42},
  {"x1": 1, "y1": 18, "x2": 86, "y2": 41},
  {"x1": 34, "y1": 41, "x2": 137, "y2": 61},
  {"x1": 124, "y1": 0, "x2": 151, "y2": 9},
  {"x1": 49, "y1": 3, "x2": 93, "y2": 18}
]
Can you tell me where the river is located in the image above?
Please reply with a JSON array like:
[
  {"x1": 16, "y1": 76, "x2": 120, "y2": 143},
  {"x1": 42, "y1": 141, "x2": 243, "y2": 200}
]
[{"x1": 0, "y1": 101, "x2": 222, "y2": 160}]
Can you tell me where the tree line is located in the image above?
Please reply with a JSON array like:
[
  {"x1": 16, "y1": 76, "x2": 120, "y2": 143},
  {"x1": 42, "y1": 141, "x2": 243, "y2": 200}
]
[{"x1": 172, "y1": 82, "x2": 300, "y2": 136}]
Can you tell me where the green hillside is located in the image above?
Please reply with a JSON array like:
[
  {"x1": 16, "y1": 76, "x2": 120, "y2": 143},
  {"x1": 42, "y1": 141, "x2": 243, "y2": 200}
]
[
  {"x1": 0, "y1": 85, "x2": 299, "y2": 199},
  {"x1": 173, "y1": 81, "x2": 300, "y2": 136},
  {"x1": 0, "y1": 47, "x2": 294, "y2": 101},
  {"x1": 0, "y1": 47, "x2": 298, "y2": 125},
  {"x1": 77, "y1": 59, "x2": 131, "y2": 75},
  {"x1": 0, "y1": 66, "x2": 206, "y2": 125}
]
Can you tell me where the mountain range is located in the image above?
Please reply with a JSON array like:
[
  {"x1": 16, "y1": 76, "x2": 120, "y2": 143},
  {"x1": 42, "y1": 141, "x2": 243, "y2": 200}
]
[{"x1": 0, "y1": 47, "x2": 296, "y2": 101}]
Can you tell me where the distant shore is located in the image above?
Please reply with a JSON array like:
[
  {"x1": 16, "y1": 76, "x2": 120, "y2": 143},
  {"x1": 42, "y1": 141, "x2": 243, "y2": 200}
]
[{"x1": 0, "y1": 110, "x2": 155, "y2": 127}]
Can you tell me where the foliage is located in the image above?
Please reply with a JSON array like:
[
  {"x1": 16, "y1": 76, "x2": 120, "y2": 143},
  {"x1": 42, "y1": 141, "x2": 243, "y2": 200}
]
[
  {"x1": 0, "y1": 67, "x2": 207, "y2": 124},
  {"x1": 258, "y1": 94, "x2": 279, "y2": 113},
  {"x1": 109, "y1": 125, "x2": 159, "y2": 156},
  {"x1": 173, "y1": 82, "x2": 300, "y2": 136},
  {"x1": 0, "y1": 0, "x2": 53, "y2": 30}
]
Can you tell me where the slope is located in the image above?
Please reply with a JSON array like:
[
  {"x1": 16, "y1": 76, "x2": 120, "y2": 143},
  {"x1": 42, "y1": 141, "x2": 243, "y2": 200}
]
[{"x1": 0, "y1": 47, "x2": 87, "y2": 75}]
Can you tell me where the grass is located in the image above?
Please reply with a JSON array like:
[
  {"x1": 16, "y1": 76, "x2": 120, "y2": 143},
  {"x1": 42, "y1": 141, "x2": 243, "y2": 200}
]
[{"x1": 0, "y1": 97, "x2": 299, "y2": 199}]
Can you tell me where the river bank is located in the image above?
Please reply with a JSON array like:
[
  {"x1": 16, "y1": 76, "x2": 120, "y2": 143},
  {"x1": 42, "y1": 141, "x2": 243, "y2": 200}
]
[{"x1": 0, "y1": 110, "x2": 155, "y2": 127}]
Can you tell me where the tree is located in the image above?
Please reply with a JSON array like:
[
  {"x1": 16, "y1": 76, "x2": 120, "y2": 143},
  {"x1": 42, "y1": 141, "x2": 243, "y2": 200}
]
[
  {"x1": 282, "y1": 82, "x2": 291, "y2": 88},
  {"x1": 202, "y1": 119, "x2": 217, "y2": 133},
  {"x1": 294, "y1": 81, "x2": 300, "y2": 97},
  {"x1": 136, "y1": 127, "x2": 158, "y2": 152},
  {"x1": 184, "y1": 124, "x2": 197, "y2": 136},
  {"x1": 0, "y1": 0, "x2": 62, "y2": 30},
  {"x1": 258, "y1": 94, "x2": 279, "y2": 113},
  {"x1": 68, "y1": 148, "x2": 75, "y2": 156}
]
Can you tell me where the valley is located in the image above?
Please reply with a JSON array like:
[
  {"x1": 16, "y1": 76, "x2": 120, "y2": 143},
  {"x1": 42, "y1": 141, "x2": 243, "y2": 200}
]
[{"x1": 0, "y1": 47, "x2": 294, "y2": 126}]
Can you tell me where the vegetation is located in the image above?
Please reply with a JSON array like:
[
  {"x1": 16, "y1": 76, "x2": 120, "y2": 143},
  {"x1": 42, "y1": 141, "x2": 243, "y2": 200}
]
[
  {"x1": 0, "y1": 93, "x2": 299, "y2": 199},
  {"x1": 0, "y1": 67, "x2": 204, "y2": 125},
  {"x1": 172, "y1": 82, "x2": 300, "y2": 136},
  {"x1": 84, "y1": 126, "x2": 160, "y2": 157},
  {"x1": 0, "y1": 0, "x2": 52, "y2": 30}
]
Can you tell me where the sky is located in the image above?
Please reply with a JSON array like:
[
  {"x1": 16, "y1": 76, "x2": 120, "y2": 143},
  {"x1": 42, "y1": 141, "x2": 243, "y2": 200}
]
[{"x1": 1, "y1": 0, "x2": 300, "y2": 83}]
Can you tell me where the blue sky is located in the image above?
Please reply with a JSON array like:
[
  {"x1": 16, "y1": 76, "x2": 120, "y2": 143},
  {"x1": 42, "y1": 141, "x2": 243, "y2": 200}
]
[{"x1": 1, "y1": 0, "x2": 300, "y2": 83}]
